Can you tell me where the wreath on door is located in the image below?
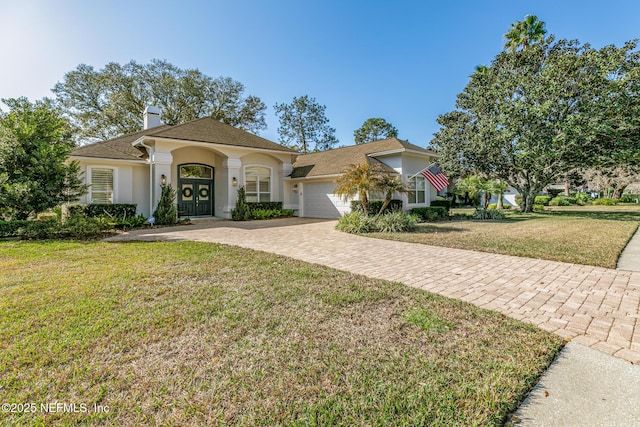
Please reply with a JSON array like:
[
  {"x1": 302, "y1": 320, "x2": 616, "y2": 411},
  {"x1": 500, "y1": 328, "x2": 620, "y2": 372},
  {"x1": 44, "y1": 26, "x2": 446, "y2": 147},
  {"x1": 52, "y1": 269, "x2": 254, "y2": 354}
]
[
  {"x1": 199, "y1": 188, "x2": 209, "y2": 198},
  {"x1": 182, "y1": 187, "x2": 193, "y2": 198}
]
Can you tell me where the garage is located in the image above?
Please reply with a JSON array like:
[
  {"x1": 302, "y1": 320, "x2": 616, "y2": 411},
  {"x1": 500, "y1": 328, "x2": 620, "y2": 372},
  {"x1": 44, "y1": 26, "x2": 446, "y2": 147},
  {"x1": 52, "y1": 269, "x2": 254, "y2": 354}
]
[{"x1": 301, "y1": 181, "x2": 350, "y2": 219}]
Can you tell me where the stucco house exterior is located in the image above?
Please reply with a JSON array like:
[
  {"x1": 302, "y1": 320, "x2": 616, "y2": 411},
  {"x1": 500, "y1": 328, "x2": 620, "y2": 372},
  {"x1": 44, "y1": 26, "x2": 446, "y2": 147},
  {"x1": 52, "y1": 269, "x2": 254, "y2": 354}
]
[{"x1": 70, "y1": 108, "x2": 441, "y2": 219}]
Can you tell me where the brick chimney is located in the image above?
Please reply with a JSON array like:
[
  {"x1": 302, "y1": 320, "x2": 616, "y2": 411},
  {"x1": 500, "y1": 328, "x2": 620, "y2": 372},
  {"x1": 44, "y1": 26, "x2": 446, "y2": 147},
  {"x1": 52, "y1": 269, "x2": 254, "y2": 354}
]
[{"x1": 143, "y1": 106, "x2": 162, "y2": 130}]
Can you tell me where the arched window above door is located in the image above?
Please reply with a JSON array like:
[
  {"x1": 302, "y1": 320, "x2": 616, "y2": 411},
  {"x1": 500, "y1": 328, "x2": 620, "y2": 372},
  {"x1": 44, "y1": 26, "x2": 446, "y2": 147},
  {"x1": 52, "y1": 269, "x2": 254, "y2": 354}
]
[{"x1": 180, "y1": 164, "x2": 213, "y2": 179}]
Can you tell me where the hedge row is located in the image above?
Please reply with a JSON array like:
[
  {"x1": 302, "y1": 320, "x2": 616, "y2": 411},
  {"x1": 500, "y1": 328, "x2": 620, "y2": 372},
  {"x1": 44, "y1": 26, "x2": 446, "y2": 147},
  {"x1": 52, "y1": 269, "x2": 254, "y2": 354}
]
[
  {"x1": 410, "y1": 206, "x2": 448, "y2": 221},
  {"x1": 351, "y1": 200, "x2": 403, "y2": 216},
  {"x1": 68, "y1": 204, "x2": 137, "y2": 218},
  {"x1": 429, "y1": 199, "x2": 451, "y2": 212},
  {"x1": 246, "y1": 202, "x2": 283, "y2": 211}
]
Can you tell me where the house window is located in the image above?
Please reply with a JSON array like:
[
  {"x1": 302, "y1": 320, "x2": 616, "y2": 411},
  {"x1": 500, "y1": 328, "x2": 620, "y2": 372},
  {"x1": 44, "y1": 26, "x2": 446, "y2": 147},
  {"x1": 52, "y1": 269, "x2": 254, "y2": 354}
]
[
  {"x1": 245, "y1": 166, "x2": 271, "y2": 203},
  {"x1": 90, "y1": 168, "x2": 114, "y2": 204},
  {"x1": 407, "y1": 176, "x2": 426, "y2": 204},
  {"x1": 180, "y1": 164, "x2": 213, "y2": 179}
]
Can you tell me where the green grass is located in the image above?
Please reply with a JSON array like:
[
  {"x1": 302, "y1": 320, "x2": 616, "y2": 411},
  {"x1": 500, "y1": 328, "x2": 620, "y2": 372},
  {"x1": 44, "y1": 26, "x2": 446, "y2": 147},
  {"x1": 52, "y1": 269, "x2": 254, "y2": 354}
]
[
  {"x1": 0, "y1": 241, "x2": 563, "y2": 426},
  {"x1": 369, "y1": 209, "x2": 640, "y2": 268}
]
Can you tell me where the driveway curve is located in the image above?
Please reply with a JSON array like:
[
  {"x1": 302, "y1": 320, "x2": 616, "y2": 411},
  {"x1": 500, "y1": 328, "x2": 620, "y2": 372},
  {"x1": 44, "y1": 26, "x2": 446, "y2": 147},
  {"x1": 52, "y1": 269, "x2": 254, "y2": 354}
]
[{"x1": 107, "y1": 218, "x2": 640, "y2": 363}]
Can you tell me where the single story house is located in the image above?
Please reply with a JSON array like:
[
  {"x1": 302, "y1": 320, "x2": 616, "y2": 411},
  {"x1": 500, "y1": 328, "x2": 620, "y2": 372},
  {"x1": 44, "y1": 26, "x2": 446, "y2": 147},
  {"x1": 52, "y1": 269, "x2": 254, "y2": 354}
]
[{"x1": 70, "y1": 107, "x2": 441, "y2": 219}]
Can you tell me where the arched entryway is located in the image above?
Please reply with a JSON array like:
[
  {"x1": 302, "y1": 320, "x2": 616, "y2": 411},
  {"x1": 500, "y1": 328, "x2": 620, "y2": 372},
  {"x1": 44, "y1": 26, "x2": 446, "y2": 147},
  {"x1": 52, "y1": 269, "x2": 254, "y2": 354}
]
[{"x1": 177, "y1": 163, "x2": 214, "y2": 216}]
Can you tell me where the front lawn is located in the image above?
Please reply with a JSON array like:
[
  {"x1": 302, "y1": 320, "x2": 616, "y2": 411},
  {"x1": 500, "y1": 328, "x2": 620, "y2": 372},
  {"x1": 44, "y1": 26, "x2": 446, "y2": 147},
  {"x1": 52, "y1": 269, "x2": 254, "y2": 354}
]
[
  {"x1": 369, "y1": 209, "x2": 640, "y2": 268},
  {"x1": 0, "y1": 241, "x2": 563, "y2": 426}
]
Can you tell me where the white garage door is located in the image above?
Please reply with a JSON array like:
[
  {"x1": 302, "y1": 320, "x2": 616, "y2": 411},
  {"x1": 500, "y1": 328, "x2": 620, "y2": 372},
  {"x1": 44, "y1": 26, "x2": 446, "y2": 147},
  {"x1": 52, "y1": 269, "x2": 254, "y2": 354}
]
[{"x1": 301, "y1": 182, "x2": 350, "y2": 218}]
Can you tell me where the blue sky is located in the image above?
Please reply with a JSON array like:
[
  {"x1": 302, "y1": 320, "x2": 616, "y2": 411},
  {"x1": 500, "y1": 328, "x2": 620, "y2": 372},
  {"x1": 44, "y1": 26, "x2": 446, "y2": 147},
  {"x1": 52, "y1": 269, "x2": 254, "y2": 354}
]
[{"x1": 1, "y1": 0, "x2": 638, "y2": 146}]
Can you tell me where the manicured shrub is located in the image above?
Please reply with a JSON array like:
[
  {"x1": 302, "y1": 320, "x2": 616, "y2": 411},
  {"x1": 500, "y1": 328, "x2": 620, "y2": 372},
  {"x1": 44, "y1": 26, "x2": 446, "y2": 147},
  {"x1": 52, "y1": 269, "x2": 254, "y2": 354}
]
[
  {"x1": 19, "y1": 219, "x2": 60, "y2": 239},
  {"x1": 472, "y1": 209, "x2": 505, "y2": 220},
  {"x1": 351, "y1": 199, "x2": 403, "y2": 216},
  {"x1": 336, "y1": 211, "x2": 418, "y2": 233},
  {"x1": 620, "y1": 194, "x2": 640, "y2": 203},
  {"x1": 534, "y1": 196, "x2": 552, "y2": 206},
  {"x1": 572, "y1": 192, "x2": 592, "y2": 205},
  {"x1": 487, "y1": 203, "x2": 497, "y2": 210},
  {"x1": 85, "y1": 204, "x2": 137, "y2": 219},
  {"x1": 0, "y1": 220, "x2": 30, "y2": 237},
  {"x1": 232, "y1": 187, "x2": 251, "y2": 221},
  {"x1": 533, "y1": 204, "x2": 545, "y2": 212},
  {"x1": 549, "y1": 197, "x2": 571, "y2": 207},
  {"x1": 67, "y1": 204, "x2": 138, "y2": 219},
  {"x1": 430, "y1": 199, "x2": 451, "y2": 212},
  {"x1": 515, "y1": 195, "x2": 523, "y2": 206},
  {"x1": 63, "y1": 215, "x2": 105, "y2": 239},
  {"x1": 250, "y1": 208, "x2": 295, "y2": 220},
  {"x1": 502, "y1": 204, "x2": 512, "y2": 209},
  {"x1": 410, "y1": 206, "x2": 448, "y2": 222},
  {"x1": 153, "y1": 184, "x2": 178, "y2": 225},
  {"x1": 247, "y1": 202, "x2": 283, "y2": 211},
  {"x1": 592, "y1": 197, "x2": 619, "y2": 206},
  {"x1": 0, "y1": 216, "x2": 108, "y2": 240}
]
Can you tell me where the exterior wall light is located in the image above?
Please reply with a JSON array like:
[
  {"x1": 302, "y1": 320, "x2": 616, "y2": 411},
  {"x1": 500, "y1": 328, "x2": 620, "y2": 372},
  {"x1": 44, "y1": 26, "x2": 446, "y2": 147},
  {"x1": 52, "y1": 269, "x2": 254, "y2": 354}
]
[
  {"x1": 292, "y1": 183, "x2": 298, "y2": 192},
  {"x1": 161, "y1": 174, "x2": 166, "y2": 185},
  {"x1": 232, "y1": 177, "x2": 238, "y2": 186}
]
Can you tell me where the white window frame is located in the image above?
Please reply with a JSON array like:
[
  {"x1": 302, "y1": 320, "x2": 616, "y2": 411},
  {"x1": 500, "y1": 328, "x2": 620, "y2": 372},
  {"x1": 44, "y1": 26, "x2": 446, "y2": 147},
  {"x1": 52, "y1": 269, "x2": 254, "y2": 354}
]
[
  {"x1": 87, "y1": 166, "x2": 117, "y2": 204},
  {"x1": 407, "y1": 175, "x2": 427, "y2": 205},
  {"x1": 243, "y1": 165, "x2": 273, "y2": 203}
]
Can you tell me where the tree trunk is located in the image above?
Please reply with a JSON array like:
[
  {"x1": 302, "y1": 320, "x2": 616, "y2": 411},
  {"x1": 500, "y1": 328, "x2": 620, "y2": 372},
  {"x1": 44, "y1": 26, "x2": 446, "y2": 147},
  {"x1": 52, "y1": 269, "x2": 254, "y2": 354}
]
[
  {"x1": 520, "y1": 188, "x2": 537, "y2": 213},
  {"x1": 360, "y1": 191, "x2": 369, "y2": 214},
  {"x1": 564, "y1": 174, "x2": 570, "y2": 197},
  {"x1": 613, "y1": 185, "x2": 627, "y2": 199},
  {"x1": 377, "y1": 194, "x2": 392, "y2": 216},
  {"x1": 497, "y1": 192, "x2": 504, "y2": 210}
]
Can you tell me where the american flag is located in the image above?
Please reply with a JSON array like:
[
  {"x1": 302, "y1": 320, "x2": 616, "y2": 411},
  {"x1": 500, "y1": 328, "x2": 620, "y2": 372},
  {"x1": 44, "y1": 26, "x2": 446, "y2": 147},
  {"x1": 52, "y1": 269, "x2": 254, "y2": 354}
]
[{"x1": 420, "y1": 164, "x2": 449, "y2": 192}]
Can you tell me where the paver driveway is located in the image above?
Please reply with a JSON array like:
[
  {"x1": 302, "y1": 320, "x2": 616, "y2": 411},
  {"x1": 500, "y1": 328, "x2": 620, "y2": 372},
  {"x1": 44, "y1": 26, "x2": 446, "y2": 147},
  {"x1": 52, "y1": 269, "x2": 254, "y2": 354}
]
[{"x1": 108, "y1": 218, "x2": 640, "y2": 363}]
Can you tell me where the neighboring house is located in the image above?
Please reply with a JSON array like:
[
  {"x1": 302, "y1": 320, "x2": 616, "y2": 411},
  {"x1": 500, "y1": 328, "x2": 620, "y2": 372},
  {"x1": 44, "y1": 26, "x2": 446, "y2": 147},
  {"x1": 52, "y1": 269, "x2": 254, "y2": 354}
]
[{"x1": 70, "y1": 108, "x2": 440, "y2": 219}]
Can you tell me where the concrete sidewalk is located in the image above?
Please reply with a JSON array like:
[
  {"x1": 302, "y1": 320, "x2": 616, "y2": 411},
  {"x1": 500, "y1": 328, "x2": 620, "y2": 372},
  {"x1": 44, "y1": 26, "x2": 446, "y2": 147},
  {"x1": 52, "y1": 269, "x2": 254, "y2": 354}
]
[
  {"x1": 512, "y1": 342, "x2": 640, "y2": 426},
  {"x1": 617, "y1": 226, "x2": 640, "y2": 272}
]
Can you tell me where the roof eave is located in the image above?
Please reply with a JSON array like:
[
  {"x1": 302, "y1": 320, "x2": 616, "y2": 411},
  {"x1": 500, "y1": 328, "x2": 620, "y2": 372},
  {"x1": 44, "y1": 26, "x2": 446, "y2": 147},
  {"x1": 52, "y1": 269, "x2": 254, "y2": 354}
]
[
  {"x1": 134, "y1": 135, "x2": 296, "y2": 155},
  {"x1": 289, "y1": 173, "x2": 343, "y2": 181},
  {"x1": 367, "y1": 148, "x2": 439, "y2": 157},
  {"x1": 69, "y1": 155, "x2": 148, "y2": 164}
]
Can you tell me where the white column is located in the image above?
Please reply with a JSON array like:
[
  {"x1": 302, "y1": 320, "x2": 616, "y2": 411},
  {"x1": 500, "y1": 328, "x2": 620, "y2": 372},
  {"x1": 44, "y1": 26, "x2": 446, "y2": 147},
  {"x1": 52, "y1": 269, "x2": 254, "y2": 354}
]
[
  {"x1": 223, "y1": 158, "x2": 242, "y2": 215},
  {"x1": 151, "y1": 152, "x2": 173, "y2": 212}
]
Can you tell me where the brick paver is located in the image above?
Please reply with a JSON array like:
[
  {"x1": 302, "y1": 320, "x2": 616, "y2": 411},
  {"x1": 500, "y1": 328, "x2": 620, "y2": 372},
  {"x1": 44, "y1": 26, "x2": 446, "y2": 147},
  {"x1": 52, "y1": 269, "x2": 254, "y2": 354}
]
[{"x1": 108, "y1": 218, "x2": 640, "y2": 363}]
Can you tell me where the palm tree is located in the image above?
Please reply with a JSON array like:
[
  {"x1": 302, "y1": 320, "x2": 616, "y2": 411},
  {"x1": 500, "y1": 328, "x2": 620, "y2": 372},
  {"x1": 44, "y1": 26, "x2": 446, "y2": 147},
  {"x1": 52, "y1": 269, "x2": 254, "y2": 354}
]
[
  {"x1": 455, "y1": 175, "x2": 484, "y2": 207},
  {"x1": 375, "y1": 173, "x2": 409, "y2": 215},
  {"x1": 503, "y1": 15, "x2": 547, "y2": 53},
  {"x1": 334, "y1": 162, "x2": 380, "y2": 213},
  {"x1": 488, "y1": 179, "x2": 509, "y2": 209}
]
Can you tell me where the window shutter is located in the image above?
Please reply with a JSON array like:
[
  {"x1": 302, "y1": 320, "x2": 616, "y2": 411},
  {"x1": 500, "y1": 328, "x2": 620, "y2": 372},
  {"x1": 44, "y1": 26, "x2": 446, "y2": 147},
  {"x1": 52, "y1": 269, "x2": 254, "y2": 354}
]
[{"x1": 91, "y1": 168, "x2": 114, "y2": 204}]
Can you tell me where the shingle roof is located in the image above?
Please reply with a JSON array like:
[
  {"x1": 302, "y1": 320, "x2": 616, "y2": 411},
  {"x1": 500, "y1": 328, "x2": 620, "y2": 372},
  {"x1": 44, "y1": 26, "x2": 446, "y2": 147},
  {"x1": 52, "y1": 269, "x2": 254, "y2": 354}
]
[
  {"x1": 290, "y1": 138, "x2": 436, "y2": 178},
  {"x1": 71, "y1": 117, "x2": 295, "y2": 160},
  {"x1": 148, "y1": 117, "x2": 295, "y2": 153},
  {"x1": 71, "y1": 126, "x2": 172, "y2": 160}
]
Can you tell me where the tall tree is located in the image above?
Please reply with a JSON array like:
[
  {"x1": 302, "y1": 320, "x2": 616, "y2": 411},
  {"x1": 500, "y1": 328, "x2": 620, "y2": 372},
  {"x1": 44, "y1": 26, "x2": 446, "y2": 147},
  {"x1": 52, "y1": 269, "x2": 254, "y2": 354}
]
[
  {"x1": 583, "y1": 165, "x2": 640, "y2": 198},
  {"x1": 432, "y1": 37, "x2": 640, "y2": 212},
  {"x1": 504, "y1": 15, "x2": 547, "y2": 52},
  {"x1": 0, "y1": 98, "x2": 87, "y2": 219},
  {"x1": 353, "y1": 118, "x2": 398, "y2": 144},
  {"x1": 274, "y1": 95, "x2": 338, "y2": 153},
  {"x1": 52, "y1": 59, "x2": 267, "y2": 142}
]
